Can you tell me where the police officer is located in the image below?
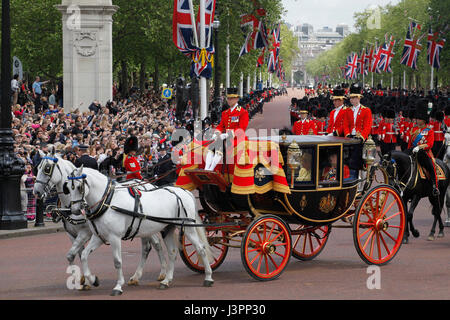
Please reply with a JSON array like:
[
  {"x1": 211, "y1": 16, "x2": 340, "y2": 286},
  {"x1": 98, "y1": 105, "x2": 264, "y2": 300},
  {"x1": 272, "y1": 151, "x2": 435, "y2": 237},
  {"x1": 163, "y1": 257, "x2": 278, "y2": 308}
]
[{"x1": 75, "y1": 145, "x2": 98, "y2": 170}]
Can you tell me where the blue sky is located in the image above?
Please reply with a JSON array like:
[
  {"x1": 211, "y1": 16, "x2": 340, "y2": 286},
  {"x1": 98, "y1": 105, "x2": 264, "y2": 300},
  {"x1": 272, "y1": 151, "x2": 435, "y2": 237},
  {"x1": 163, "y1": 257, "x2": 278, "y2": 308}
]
[{"x1": 281, "y1": 0, "x2": 402, "y2": 31}]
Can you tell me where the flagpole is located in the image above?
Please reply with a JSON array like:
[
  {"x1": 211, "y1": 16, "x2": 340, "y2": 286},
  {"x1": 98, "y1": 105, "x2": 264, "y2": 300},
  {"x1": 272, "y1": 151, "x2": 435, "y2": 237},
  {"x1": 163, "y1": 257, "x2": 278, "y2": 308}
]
[
  {"x1": 430, "y1": 65, "x2": 434, "y2": 91},
  {"x1": 188, "y1": 0, "x2": 199, "y2": 47},
  {"x1": 403, "y1": 69, "x2": 406, "y2": 90},
  {"x1": 199, "y1": 0, "x2": 207, "y2": 120},
  {"x1": 226, "y1": 43, "x2": 230, "y2": 88}
]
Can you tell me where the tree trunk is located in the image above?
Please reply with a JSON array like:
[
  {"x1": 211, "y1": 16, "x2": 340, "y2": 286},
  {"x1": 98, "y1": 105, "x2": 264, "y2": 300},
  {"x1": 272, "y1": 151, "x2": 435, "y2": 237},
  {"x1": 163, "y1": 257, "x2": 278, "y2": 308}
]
[
  {"x1": 139, "y1": 61, "x2": 146, "y2": 91},
  {"x1": 120, "y1": 60, "x2": 129, "y2": 98},
  {"x1": 153, "y1": 57, "x2": 160, "y2": 94}
]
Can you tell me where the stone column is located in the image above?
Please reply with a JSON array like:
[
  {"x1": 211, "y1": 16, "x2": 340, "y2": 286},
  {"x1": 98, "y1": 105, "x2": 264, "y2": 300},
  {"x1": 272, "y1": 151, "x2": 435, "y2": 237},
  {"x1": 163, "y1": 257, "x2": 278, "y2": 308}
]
[{"x1": 56, "y1": 0, "x2": 118, "y2": 113}]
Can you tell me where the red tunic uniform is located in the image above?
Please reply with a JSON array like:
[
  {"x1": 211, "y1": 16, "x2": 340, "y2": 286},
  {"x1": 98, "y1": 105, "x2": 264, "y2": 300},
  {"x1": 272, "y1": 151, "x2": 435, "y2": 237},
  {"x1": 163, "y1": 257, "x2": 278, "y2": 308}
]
[
  {"x1": 430, "y1": 120, "x2": 445, "y2": 142},
  {"x1": 327, "y1": 106, "x2": 352, "y2": 137},
  {"x1": 350, "y1": 105, "x2": 373, "y2": 140},
  {"x1": 124, "y1": 155, "x2": 143, "y2": 180},
  {"x1": 215, "y1": 105, "x2": 249, "y2": 137},
  {"x1": 380, "y1": 123, "x2": 397, "y2": 144},
  {"x1": 314, "y1": 119, "x2": 327, "y2": 135},
  {"x1": 293, "y1": 119, "x2": 316, "y2": 135}
]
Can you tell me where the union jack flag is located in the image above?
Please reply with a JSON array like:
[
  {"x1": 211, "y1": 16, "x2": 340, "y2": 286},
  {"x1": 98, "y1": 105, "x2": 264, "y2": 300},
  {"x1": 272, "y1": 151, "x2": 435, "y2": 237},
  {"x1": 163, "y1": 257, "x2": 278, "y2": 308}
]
[
  {"x1": 365, "y1": 46, "x2": 374, "y2": 73},
  {"x1": 400, "y1": 22, "x2": 424, "y2": 70},
  {"x1": 173, "y1": 0, "x2": 216, "y2": 79},
  {"x1": 346, "y1": 53, "x2": 359, "y2": 80},
  {"x1": 427, "y1": 27, "x2": 446, "y2": 69},
  {"x1": 196, "y1": 0, "x2": 217, "y2": 47},
  {"x1": 172, "y1": 0, "x2": 197, "y2": 57},
  {"x1": 378, "y1": 35, "x2": 396, "y2": 73},
  {"x1": 370, "y1": 43, "x2": 383, "y2": 74},
  {"x1": 357, "y1": 49, "x2": 368, "y2": 76},
  {"x1": 239, "y1": 14, "x2": 268, "y2": 57},
  {"x1": 267, "y1": 25, "x2": 281, "y2": 73}
]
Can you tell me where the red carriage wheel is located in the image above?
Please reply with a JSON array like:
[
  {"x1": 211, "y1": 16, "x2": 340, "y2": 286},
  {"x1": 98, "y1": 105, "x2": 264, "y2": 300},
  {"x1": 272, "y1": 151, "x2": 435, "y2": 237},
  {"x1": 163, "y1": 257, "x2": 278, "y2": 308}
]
[
  {"x1": 180, "y1": 228, "x2": 229, "y2": 273},
  {"x1": 241, "y1": 215, "x2": 292, "y2": 281},
  {"x1": 353, "y1": 185, "x2": 406, "y2": 265},
  {"x1": 291, "y1": 224, "x2": 330, "y2": 261}
]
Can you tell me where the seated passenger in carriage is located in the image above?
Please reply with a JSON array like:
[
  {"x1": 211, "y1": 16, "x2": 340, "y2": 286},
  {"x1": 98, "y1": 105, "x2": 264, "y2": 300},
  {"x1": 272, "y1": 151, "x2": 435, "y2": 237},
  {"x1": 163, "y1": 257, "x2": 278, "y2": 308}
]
[
  {"x1": 296, "y1": 151, "x2": 312, "y2": 182},
  {"x1": 320, "y1": 148, "x2": 350, "y2": 183}
]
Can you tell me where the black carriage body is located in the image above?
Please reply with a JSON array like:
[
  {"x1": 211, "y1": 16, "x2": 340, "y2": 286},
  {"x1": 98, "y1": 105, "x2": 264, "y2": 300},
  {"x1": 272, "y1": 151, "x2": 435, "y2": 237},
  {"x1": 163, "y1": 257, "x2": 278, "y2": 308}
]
[{"x1": 203, "y1": 135, "x2": 363, "y2": 226}]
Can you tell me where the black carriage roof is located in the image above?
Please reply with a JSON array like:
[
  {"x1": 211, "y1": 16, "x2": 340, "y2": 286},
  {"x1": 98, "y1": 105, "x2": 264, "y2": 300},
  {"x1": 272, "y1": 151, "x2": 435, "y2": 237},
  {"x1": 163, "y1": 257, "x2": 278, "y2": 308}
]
[{"x1": 249, "y1": 135, "x2": 361, "y2": 146}]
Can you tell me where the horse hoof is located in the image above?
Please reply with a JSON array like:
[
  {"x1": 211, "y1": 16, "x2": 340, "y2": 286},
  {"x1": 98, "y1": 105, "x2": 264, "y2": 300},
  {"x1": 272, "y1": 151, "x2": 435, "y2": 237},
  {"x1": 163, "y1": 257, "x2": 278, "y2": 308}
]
[
  {"x1": 203, "y1": 280, "x2": 214, "y2": 287},
  {"x1": 157, "y1": 274, "x2": 166, "y2": 282},
  {"x1": 427, "y1": 235, "x2": 435, "y2": 241},
  {"x1": 412, "y1": 230, "x2": 420, "y2": 238},
  {"x1": 158, "y1": 283, "x2": 169, "y2": 290},
  {"x1": 79, "y1": 284, "x2": 91, "y2": 291},
  {"x1": 128, "y1": 279, "x2": 139, "y2": 286},
  {"x1": 110, "y1": 289, "x2": 123, "y2": 296},
  {"x1": 402, "y1": 238, "x2": 409, "y2": 244},
  {"x1": 437, "y1": 232, "x2": 444, "y2": 238},
  {"x1": 93, "y1": 276, "x2": 100, "y2": 287},
  {"x1": 80, "y1": 276, "x2": 85, "y2": 286}
]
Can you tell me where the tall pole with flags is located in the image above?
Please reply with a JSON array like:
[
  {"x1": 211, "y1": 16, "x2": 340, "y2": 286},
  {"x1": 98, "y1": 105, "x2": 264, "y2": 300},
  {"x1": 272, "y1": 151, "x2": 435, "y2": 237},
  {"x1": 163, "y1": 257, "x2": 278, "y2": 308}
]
[{"x1": 199, "y1": 0, "x2": 207, "y2": 119}]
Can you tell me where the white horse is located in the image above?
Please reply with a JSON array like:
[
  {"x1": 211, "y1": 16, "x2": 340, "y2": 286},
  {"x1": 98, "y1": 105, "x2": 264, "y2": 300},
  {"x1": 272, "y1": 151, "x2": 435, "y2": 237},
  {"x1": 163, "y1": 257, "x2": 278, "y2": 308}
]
[
  {"x1": 66, "y1": 166, "x2": 214, "y2": 296},
  {"x1": 444, "y1": 133, "x2": 450, "y2": 227},
  {"x1": 33, "y1": 148, "x2": 167, "y2": 289}
]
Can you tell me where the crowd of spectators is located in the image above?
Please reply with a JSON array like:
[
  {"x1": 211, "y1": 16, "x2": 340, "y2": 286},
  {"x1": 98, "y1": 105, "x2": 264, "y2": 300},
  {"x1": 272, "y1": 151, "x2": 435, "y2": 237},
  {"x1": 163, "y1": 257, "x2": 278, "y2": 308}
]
[{"x1": 11, "y1": 76, "x2": 195, "y2": 220}]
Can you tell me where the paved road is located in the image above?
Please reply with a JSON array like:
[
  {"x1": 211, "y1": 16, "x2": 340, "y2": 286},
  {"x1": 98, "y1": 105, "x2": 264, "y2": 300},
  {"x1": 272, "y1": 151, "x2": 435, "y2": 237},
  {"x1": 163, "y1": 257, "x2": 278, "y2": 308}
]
[{"x1": 1, "y1": 89, "x2": 449, "y2": 302}]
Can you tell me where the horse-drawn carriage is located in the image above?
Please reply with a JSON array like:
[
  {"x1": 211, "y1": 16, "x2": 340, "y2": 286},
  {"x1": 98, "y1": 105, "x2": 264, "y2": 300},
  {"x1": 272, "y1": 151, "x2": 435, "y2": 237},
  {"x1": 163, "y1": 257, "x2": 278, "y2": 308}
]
[{"x1": 177, "y1": 134, "x2": 407, "y2": 281}]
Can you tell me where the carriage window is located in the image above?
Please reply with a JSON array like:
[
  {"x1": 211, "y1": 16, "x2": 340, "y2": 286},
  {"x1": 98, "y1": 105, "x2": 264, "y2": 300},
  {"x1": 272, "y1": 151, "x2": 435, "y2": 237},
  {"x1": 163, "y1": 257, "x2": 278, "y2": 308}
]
[
  {"x1": 286, "y1": 147, "x2": 314, "y2": 187},
  {"x1": 319, "y1": 146, "x2": 341, "y2": 188},
  {"x1": 295, "y1": 149, "x2": 314, "y2": 184}
]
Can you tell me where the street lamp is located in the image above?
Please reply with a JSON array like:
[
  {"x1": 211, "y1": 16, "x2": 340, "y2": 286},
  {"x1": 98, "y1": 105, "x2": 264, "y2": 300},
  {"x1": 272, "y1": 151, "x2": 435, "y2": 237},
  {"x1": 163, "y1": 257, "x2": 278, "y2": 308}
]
[{"x1": 0, "y1": 0, "x2": 27, "y2": 230}]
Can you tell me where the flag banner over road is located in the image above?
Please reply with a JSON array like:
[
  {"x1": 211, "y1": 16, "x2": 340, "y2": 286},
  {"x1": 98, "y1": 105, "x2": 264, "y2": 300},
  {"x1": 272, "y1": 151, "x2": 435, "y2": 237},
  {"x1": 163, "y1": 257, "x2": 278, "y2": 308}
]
[
  {"x1": 173, "y1": 0, "x2": 216, "y2": 79},
  {"x1": 239, "y1": 13, "x2": 268, "y2": 57},
  {"x1": 378, "y1": 35, "x2": 396, "y2": 73},
  {"x1": 267, "y1": 24, "x2": 281, "y2": 73},
  {"x1": 400, "y1": 21, "x2": 424, "y2": 70},
  {"x1": 427, "y1": 27, "x2": 446, "y2": 70}
]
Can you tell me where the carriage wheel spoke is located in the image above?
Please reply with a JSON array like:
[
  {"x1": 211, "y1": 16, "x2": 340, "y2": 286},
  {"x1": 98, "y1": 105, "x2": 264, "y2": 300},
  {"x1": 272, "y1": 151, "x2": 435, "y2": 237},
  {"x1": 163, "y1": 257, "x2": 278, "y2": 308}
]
[
  {"x1": 362, "y1": 230, "x2": 375, "y2": 251},
  {"x1": 379, "y1": 233, "x2": 391, "y2": 257},
  {"x1": 384, "y1": 211, "x2": 401, "y2": 222},
  {"x1": 267, "y1": 253, "x2": 279, "y2": 271},
  {"x1": 379, "y1": 198, "x2": 395, "y2": 220}
]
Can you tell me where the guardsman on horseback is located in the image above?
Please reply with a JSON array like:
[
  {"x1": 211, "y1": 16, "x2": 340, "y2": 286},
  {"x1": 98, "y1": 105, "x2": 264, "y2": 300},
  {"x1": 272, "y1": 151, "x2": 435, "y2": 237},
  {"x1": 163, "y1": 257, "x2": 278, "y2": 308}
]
[
  {"x1": 408, "y1": 99, "x2": 439, "y2": 196},
  {"x1": 123, "y1": 136, "x2": 143, "y2": 180}
]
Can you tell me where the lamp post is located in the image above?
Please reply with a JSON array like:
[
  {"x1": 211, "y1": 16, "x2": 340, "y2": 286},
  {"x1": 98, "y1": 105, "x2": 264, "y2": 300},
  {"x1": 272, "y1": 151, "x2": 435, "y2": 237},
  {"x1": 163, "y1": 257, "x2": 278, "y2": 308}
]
[{"x1": 0, "y1": 0, "x2": 27, "y2": 230}]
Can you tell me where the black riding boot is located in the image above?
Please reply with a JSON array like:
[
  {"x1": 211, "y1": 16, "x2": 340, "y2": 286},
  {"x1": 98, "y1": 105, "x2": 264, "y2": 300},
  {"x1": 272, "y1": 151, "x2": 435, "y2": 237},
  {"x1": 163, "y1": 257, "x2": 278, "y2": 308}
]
[{"x1": 417, "y1": 151, "x2": 440, "y2": 196}]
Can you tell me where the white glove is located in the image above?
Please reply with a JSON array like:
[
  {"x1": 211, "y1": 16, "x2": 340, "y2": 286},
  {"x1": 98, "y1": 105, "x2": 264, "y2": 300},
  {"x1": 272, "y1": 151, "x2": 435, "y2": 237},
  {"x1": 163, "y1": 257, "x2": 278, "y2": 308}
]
[
  {"x1": 212, "y1": 133, "x2": 219, "y2": 141},
  {"x1": 412, "y1": 146, "x2": 420, "y2": 154},
  {"x1": 220, "y1": 133, "x2": 228, "y2": 140},
  {"x1": 327, "y1": 133, "x2": 334, "y2": 137}
]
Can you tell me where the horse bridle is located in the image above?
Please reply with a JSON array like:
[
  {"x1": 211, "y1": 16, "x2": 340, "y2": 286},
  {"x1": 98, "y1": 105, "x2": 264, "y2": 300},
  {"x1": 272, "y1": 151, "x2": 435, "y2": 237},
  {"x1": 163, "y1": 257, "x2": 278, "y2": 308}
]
[
  {"x1": 35, "y1": 156, "x2": 63, "y2": 198},
  {"x1": 65, "y1": 172, "x2": 89, "y2": 209}
]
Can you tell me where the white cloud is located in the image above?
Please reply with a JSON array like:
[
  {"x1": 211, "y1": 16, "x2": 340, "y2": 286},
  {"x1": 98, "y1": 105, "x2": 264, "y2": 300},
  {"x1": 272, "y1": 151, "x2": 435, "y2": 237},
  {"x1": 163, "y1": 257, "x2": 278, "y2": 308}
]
[{"x1": 282, "y1": 0, "x2": 402, "y2": 31}]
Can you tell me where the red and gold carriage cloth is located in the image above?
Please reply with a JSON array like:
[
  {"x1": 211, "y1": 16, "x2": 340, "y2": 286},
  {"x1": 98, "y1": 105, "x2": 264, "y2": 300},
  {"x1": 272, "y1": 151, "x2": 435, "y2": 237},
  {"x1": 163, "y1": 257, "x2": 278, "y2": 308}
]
[{"x1": 175, "y1": 139, "x2": 291, "y2": 195}]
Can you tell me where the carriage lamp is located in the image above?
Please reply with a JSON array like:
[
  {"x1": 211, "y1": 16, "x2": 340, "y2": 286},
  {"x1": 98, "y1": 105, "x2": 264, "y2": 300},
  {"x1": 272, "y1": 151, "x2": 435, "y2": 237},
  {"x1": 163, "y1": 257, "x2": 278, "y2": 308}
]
[
  {"x1": 287, "y1": 141, "x2": 301, "y2": 187},
  {"x1": 362, "y1": 135, "x2": 377, "y2": 167}
]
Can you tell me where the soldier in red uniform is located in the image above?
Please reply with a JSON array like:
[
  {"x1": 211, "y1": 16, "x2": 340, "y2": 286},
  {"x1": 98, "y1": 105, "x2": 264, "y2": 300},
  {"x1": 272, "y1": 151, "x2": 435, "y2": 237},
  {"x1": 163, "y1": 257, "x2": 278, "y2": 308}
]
[
  {"x1": 347, "y1": 83, "x2": 373, "y2": 173},
  {"x1": 205, "y1": 88, "x2": 249, "y2": 171},
  {"x1": 408, "y1": 99, "x2": 439, "y2": 196},
  {"x1": 444, "y1": 106, "x2": 450, "y2": 129},
  {"x1": 327, "y1": 86, "x2": 352, "y2": 137},
  {"x1": 292, "y1": 105, "x2": 317, "y2": 135},
  {"x1": 379, "y1": 108, "x2": 397, "y2": 156},
  {"x1": 314, "y1": 108, "x2": 328, "y2": 135},
  {"x1": 123, "y1": 136, "x2": 143, "y2": 180},
  {"x1": 431, "y1": 110, "x2": 445, "y2": 160}
]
